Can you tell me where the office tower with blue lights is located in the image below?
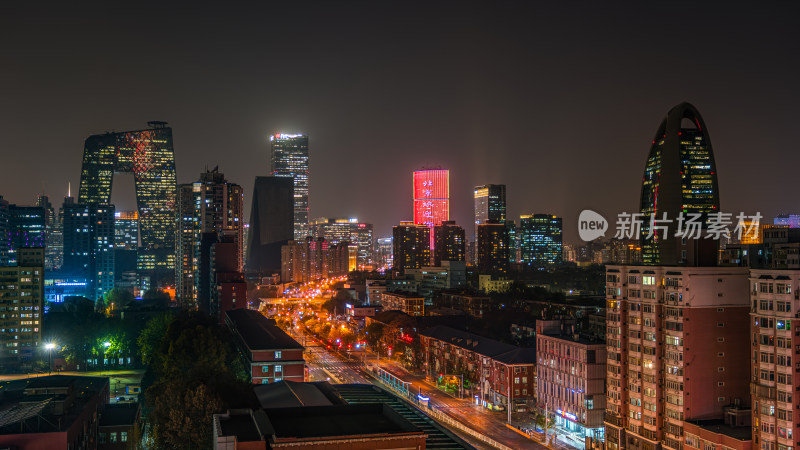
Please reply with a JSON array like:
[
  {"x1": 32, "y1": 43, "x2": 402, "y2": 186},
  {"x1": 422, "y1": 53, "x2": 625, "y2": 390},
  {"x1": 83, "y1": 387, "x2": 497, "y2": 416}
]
[
  {"x1": 61, "y1": 196, "x2": 115, "y2": 301},
  {"x1": 270, "y1": 133, "x2": 309, "y2": 240},
  {"x1": 640, "y1": 102, "x2": 720, "y2": 266},
  {"x1": 519, "y1": 214, "x2": 562, "y2": 267},
  {"x1": 2, "y1": 202, "x2": 46, "y2": 267},
  {"x1": 78, "y1": 121, "x2": 177, "y2": 283},
  {"x1": 245, "y1": 176, "x2": 295, "y2": 275}
]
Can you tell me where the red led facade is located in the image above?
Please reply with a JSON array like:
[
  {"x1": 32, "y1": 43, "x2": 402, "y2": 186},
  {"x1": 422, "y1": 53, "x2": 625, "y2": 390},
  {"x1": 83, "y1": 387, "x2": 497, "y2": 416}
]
[{"x1": 413, "y1": 170, "x2": 449, "y2": 227}]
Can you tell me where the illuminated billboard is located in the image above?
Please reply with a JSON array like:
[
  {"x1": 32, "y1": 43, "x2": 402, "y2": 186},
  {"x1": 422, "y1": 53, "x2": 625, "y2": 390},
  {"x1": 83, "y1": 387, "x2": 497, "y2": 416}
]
[{"x1": 413, "y1": 169, "x2": 449, "y2": 228}]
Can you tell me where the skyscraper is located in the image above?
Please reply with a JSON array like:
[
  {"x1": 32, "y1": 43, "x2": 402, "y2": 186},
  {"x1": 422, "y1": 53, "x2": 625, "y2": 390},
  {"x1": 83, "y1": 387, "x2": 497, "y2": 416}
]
[
  {"x1": 78, "y1": 122, "x2": 177, "y2": 282},
  {"x1": 175, "y1": 168, "x2": 244, "y2": 308},
  {"x1": 5, "y1": 204, "x2": 46, "y2": 267},
  {"x1": 36, "y1": 195, "x2": 62, "y2": 271},
  {"x1": 640, "y1": 102, "x2": 720, "y2": 266},
  {"x1": 477, "y1": 220, "x2": 510, "y2": 274},
  {"x1": 413, "y1": 169, "x2": 449, "y2": 228},
  {"x1": 0, "y1": 197, "x2": 9, "y2": 266},
  {"x1": 433, "y1": 221, "x2": 465, "y2": 266},
  {"x1": 309, "y1": 217, "x2": 374, "y2": 270},
  {"x1": 392, "y1": 222, "x2": 430, "y2": 275},
  {"x1": 270, "y1": 133, "x2": 309, "y2": 240},
  {"x1": 245, "y1": 176, "x2": 294, "y2": 275},
  {"x1": 61, "y1": 197, "x2": 115, "y2": 301},
  {"x1": 519, "y1": 214, "x2": 562, "y2": 267},
  {"x1": 474, "y1": 184, "x2": 506, "y2": 241}
]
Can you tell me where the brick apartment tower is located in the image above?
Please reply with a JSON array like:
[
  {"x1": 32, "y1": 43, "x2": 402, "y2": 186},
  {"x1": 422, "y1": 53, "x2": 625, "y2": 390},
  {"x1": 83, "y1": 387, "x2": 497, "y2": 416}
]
[{"x1": 604, "y1": 266, "x2": 751, "y2": 450}]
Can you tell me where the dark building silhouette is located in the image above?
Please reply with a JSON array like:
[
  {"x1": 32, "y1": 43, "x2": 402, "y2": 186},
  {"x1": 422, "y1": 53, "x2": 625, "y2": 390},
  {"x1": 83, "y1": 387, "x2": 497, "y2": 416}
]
[
  {"x1": 477, "y1": 220, "x2": 510, "y2": 274},
  {"x1": 245, "y1": 176, "x2": 294, "y2": 275},
  {"x1": 640, "y1": 102, "x2": 720, "y2": 266},
  {"x1": 78, "y1": 122, "x2": 177, "y2": 283},
  {"x1": 392, "y1": 222, "x2": 430, "y2": 274},
  {"x1": 433, "y1": 220, "x2": 465, "y2": 266}
]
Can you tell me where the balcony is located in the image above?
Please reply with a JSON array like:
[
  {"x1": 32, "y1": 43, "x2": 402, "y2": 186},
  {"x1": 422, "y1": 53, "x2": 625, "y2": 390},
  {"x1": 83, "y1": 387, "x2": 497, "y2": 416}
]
[{"x1": 605, "y1": 413, "x2": 624, "y2": 427}]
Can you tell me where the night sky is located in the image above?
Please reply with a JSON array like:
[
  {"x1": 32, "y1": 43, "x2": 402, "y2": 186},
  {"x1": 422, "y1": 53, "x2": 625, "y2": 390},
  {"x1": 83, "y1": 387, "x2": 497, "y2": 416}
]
[{"x1": 2, "y1": 2, "x2": 798, "y2": 242}]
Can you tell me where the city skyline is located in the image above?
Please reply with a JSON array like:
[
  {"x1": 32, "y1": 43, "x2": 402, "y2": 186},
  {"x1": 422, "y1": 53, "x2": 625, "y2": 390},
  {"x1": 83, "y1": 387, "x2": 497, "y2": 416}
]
[{"x1": 2, "y1": 3, "x2": 798, "y2": 242}]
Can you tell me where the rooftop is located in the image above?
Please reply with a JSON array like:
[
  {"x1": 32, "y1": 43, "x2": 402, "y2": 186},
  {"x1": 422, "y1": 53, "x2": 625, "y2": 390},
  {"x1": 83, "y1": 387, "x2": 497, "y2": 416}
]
[
  {"x1": 421, "y1": 325, "x2": 535, "y2": 363},
  {"x1": 263, "y1": 403, "x2": 420, "y2": 439},
  {"x1": 686, "y1": 419, "x2": 752, "y2": 441},
  {"x1": 254, "y1": 381, "x2": 345, "y2": 408},
  {"x1": 99, "y1": 403, "x2": 140, "y2": 427},
  {"x1": 225, "y1": 309, "x2": 304, "y2": 352}
]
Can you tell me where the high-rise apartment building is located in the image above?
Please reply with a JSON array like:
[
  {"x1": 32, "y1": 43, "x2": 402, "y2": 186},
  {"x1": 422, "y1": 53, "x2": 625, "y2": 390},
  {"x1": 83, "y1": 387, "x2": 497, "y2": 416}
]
[
  {"x1": 474, "y1": 184, "x2": 506, "y2": 241},
  {"x1": 245, "y1": 176, "x2": 294, "y2": 275},
  {"x1": 433, "y1": 221, "x2": 465, "y2": 266},
  {"x1": 749, "y1": 268, "x2": 800, "y2": 450},
  {"x1": 0, "y1": 248, "x2": 44, "y2": 364},
  {"x1": 392, "y1": 222, "x2": 430, "y2": 275},
  {"x1": 309, "y1": 217, "x2": 373, "y2": 270},
  {"x1": 520, "y1": 214, "x2": 562, "y2": 267},
  {"x1": 640, "y1": 103, "x2": 720, "y2": 266},
  {"x1": 175, "y1": 168, "x2": 244, "y2": 308},
  {"x1": 78, "y1": 122, "x2": 177, "y2": 281},
  {"x1": 61, "y1": 197, "x2": 115, "y2": 301},
  {"x1": 477, "y1": 220, "x2": 509, "y2": 274},
  {"x1": 270, "y1": 133, "x2": 309, "y2": 240},
  {"x1": 604, "y1": 265, "x2": 751, "y2": 450}
]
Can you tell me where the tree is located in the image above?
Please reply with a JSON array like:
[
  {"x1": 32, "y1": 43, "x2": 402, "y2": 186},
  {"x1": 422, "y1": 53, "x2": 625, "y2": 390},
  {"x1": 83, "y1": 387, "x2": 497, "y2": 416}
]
[
  {"x1": 144, "y1": 312, "x2": 254, "y2": 449},
  {"x1": 364, "y1": 323, "x2": 384, "y2": 349},
  {"x1": 106, "y1": 288, "x2": 136, "y2": 310},
  {"x1": 137, "y1": 313, "x2": 173, "y2": 366}
]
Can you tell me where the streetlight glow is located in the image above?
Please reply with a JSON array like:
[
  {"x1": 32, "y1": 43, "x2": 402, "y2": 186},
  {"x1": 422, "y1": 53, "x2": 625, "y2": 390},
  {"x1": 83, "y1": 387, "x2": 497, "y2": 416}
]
[{"x1": 45, "y1": 343, "x2": 56, "y2": 350}]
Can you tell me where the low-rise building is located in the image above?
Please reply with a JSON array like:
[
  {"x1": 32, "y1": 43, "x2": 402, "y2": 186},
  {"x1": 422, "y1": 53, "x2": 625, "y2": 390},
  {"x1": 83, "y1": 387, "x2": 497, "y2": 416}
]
[
  {"x1": 436, "y1": 292, "x2": 492, "y2": 318},
  {"x1": 478, "y1": 274, "x2": 513, "y2": 293},
  {"x1": 381, "y1": 291, "x2": 425, "y2": 316},
  {"x1": 98, "y1": 402, "x2": 141, "y2": 449},
  {"x1": 225, "y1": 309, "x2": 305, "y2": 384},
  {"x1": 420, "y1": 325, "x2": 536, "y2": 412},
  {"x1": 536, "y1": 330, "x2": 606, "y2": 442},
  {"x1": 0, "y1": 375, "x2": 110, "y2": 449}
]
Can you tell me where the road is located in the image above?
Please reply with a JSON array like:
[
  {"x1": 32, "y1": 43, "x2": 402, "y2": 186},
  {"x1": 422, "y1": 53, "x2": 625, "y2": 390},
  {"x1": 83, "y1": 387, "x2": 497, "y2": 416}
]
[{"x1": 289, "y1": 325, "x2": 547, "y2": 450}]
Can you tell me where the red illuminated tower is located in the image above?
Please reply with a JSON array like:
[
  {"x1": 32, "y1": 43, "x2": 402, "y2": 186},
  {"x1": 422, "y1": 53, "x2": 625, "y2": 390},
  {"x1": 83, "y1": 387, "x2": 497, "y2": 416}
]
[{"x1": 413, "y1": 169, "x2": 449, "y2": 255}]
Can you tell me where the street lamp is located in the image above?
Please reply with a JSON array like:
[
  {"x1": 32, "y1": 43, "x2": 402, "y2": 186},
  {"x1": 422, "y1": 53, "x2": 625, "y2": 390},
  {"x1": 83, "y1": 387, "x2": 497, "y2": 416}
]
[{"x1": 45, "y1": 343, "x2": 56, "y2": 375}]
